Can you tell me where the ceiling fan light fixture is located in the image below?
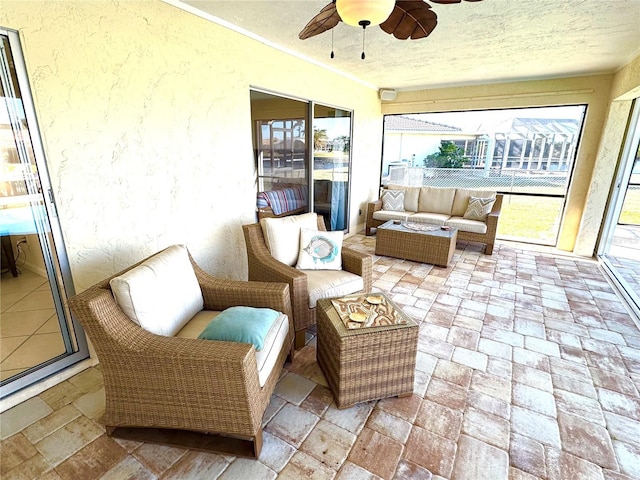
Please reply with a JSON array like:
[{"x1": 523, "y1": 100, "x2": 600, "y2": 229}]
[{"x1": 335, "y1": 0, "x2": 395, "y2": 27}]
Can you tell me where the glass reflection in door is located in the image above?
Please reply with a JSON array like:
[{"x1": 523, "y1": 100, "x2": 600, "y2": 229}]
[
  {"x1": 0, "y1": 30, "x2": 88, "y2": 398},
  {"x1": 313, "y1": 105, "x2": 352, "y2": 231}
]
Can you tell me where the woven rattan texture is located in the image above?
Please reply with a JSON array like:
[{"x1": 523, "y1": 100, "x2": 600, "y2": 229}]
[
  {"x1": 375, "y1": 221, "x2": 457, "y2": 267},
  {"x1": 243, "y1": 215, "x2": 373, "y2": 347},
  {"x1": 68, "y1": 247, "x2": 294, "y2": 449},
  {"x1": 316, "y1": 296, "x2": 418, "y2": 409},
  {"x1": 366, "y1": 194, "x2": 503, "y2": 254}
]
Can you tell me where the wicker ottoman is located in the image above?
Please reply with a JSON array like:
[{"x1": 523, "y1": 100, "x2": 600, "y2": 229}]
[{"x1": 316, "y1": 294, "x2": 418, "y2": 409}]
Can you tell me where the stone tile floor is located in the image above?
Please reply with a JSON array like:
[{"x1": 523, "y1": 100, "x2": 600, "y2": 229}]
[{"x1": 2, "y1": 234, "x2": 640, "y2": 479}]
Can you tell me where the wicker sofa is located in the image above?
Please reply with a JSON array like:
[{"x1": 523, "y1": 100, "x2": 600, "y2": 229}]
[
  {"x1": 68, "y1": 245, "x2": 294, "y2": 457},
  {"x1": 366, "y1": 185, "x2": 503, "y2": 255}
]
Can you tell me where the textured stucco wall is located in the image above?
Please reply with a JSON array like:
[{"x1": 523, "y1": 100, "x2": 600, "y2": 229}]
[
  {"x1": 574, "y1": 54, "x2": 640, "y2": 256},
  {"x1": 382, "y1": 75, "x2": 615, "y2": 254},
  {"x1": 1, "y1": 1, "x2": 382, "y2": 290}
]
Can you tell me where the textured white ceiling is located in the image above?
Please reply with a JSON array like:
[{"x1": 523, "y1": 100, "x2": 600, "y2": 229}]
[{"x1": 175, "y1": 0, "x2": 640, "y2": 91}]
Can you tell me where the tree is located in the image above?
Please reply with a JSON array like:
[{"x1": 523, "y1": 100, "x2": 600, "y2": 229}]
[
  {"x1": 314, "y1": 128, "x2": 329, "y2": 150},
  {"x1": 423, "y1": 141, "x2": 466, "y2": 168}
]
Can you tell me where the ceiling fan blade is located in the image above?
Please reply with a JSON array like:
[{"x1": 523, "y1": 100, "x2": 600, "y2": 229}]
[
  {"x1": 380, "y1": 1, "x2": 438, "y2": 40},
  {"x1": 299, "y1": 2, "x2": 341, "y2": 40}
]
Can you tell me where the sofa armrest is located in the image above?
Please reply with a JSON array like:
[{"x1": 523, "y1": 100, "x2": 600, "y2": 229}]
[
  {"x1": 366, "y1": 200, "x2": 383, "y2": 235},
  {"x1": 342, "y1": 246, "x2": 373, "y2": 292}
]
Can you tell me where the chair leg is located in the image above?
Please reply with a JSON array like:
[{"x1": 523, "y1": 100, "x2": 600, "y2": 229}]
[
  {"x1": 484, "y1": 243, "x2": 494, "y2": 255},
  {"x1": 294, "y1": 329, "x2": 306, "y2": 349}
]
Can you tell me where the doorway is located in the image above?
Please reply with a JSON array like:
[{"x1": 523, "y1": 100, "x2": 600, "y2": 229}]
[{"x1": 0, "y1": 29, "x2": 88, "y2": 399}]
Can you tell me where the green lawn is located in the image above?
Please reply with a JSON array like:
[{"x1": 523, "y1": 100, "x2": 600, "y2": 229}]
[
  {"x1": 497, "y1": 195, "x2": 562, "y2": 244},
  {"x1": 620, "y1": 186, "x2": 640, "y2": 225},
  {"x1": 497, "y1": 187, "x2": 640, "y2": 245}
]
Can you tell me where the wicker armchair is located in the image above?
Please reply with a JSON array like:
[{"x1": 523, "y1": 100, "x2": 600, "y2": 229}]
[
  {"x1": 68, "y1": 246, "x2": 294, "y2": 458},
  {"x1": 243, "y1": 215, "x2": 372, "y2": 349}
]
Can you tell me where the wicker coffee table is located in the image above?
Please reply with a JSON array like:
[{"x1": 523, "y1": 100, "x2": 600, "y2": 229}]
[
  {"x1": 316, "y1": 293, "x2": 418, "y2": 409},
  {"x1": 375, "y1": 220, "x2": 457, "y2": 267}
]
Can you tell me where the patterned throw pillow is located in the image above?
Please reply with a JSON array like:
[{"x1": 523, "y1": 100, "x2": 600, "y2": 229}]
[
  {"x1": 296, "y1": 228, "x2": 344, "y2": 270},
  {"x1": 381, "y1": 190, "x2": 405, "y2": 211},
  {"x1": 463, "y1": 196, "x2": 496, "y2": 221}
]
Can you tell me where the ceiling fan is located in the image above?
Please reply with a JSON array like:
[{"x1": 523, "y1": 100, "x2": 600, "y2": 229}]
[{"x1": 299, "y1": 0, "x2": 483, "y2": 42}]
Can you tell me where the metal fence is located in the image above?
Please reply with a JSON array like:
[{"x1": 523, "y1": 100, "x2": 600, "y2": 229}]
[{"x1": 384, "y1": 166, "x2": 569, "y2": 196}]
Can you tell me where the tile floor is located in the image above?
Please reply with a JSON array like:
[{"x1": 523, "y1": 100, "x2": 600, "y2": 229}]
[
  {"x1": 2, "y1": 234, "x2": 640, "y2": 480},
  {"x1": 1, "y1": 269, "x2": 64, "y2": 381}
]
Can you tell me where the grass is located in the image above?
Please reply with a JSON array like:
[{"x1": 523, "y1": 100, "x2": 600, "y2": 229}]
[
  {"x1": 497, "y1": 187, "x2": 640, "y2": 245},
  {"x1": 620, "y1": 187, "x2": 640, "y2": 225},
  {"x1": 497, "y1": 195, "x2": 563, "y2": 245}
]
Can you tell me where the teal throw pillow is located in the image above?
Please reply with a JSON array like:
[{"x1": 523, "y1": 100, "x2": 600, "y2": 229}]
[{"x1": 197, "y1": 306, "x2": 281, "y2": 351}]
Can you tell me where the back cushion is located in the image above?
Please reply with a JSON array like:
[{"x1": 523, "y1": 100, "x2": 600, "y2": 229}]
[
  {"x1": 260, "y1": 212, "x2": 319, "y2": 266},
  {"x1": 110, "y1": 245, "x2": 204, "y2": 337},
  {"x1": 418, "y1": 187, "x2": 456, "y2": 215},
  {"x1": 452, "y1": 189, "x2": 496, "y2": 217},
  {"x1": 388, "y1": 184, "x2": 419, "y2": 211}
]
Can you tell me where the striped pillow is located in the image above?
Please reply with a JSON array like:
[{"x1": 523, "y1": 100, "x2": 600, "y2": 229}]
[
  {"x1": 381, "y1": 190, "x2": 405, "y2": 211},
  {"x1": 463, "y1": 196, "x2": 495, "y2": 221}
]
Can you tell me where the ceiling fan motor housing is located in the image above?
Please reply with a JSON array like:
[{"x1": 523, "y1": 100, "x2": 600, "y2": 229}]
[{"x1": 336, "y1": 0, "x2": 395, "y2": 27}]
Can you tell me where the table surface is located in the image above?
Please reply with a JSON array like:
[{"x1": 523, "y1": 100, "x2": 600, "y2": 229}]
[
  {"x1": 318, "y1": 294, "x2": 417, "y2": 337},
  {"x1": 378, "y1": 220, "x2": 457, "y2": 239}
]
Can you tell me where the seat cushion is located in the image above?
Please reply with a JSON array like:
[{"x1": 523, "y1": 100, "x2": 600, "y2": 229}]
[
  {"x1": 445, "y1": 216, "x2": 488, "y2": 234},
  {"x1": 197, "y1": 306, "x2": 281, "y2": 351},
  {"x1": 176, "y1": 310, "x2": 290, "y2": 388},
  {"x1": 303, "y1": 269, "x2": 364, "y2": 308},
  {"x1": 372, "y1": 210, "x2": 414, "y2": 222},
  {"x1": 408, "y1": 212, "x2": 451, "y2": 226},
  {"x1": 260, "y1": 212, "x2": 318, "y2": 266},
  {"x1": 109, "y1": 245, "x2": 203, "y2": 337},
  {"x1": 296, "y1": 228, "x2": 343, "y2": 270}
]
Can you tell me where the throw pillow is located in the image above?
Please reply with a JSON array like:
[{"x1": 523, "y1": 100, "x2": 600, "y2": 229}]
[
  {"x1": 296, "y1": 228, "x2": 343, "y2": 270},
  {"x1": 463, "y1": 196, "x2": 496, "y2": 221},
  {"x1": 197, "y1": 306, "x2": 281, "y2": 351},
  {"x1": 381, "y1": 190, "x2": 405, "y2": 211}
]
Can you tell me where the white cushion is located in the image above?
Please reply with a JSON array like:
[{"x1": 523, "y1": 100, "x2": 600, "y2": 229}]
[
  {"x1": 452, "y1": 189, "x2": 496, "y2": 217},
  {"x1": 296, "y1": 228, "x2": 343, "y2": 270},
  {"x1": 418, "y1": 187, "x2": 455, "y2": 215},
  {"x1": 303, "y1": 269, "x2": 364, "y2": 308},
  {"x1": 110, "y1": 245, "x2": 203, "y2": 337},
  {"x1": 445, "y1": 217, "x2": 488, "y2": 234},
  {"x1": 254, "y1": 312, "x2": 289, "y2": 387},
  {"x1": 372, "y1": 210, "x2": 414, "y2": 222},
  {"x1": 260, "y1": 212, "x2": 318, "y2": 266},
  {"x1": 176, "y1": 310, "x2": 289, "y2": 387},
  {"x1": 408, "y1": 212, "x2": 451, "y2": 226}
]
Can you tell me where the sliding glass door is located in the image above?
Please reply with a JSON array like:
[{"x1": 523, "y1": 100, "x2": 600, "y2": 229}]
[
  {"x1": 250, "y1": 89, "x2": 353, "y2": 231},
  {"x1": 312, "y1": 104, "x2": 352, "y2": 231},
  {"x1": 599, "y1": 99, "x2": 640, "y2": 317},
  {"x1": 0, "y1": 29, "x2": 88, "y2": 399}
]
